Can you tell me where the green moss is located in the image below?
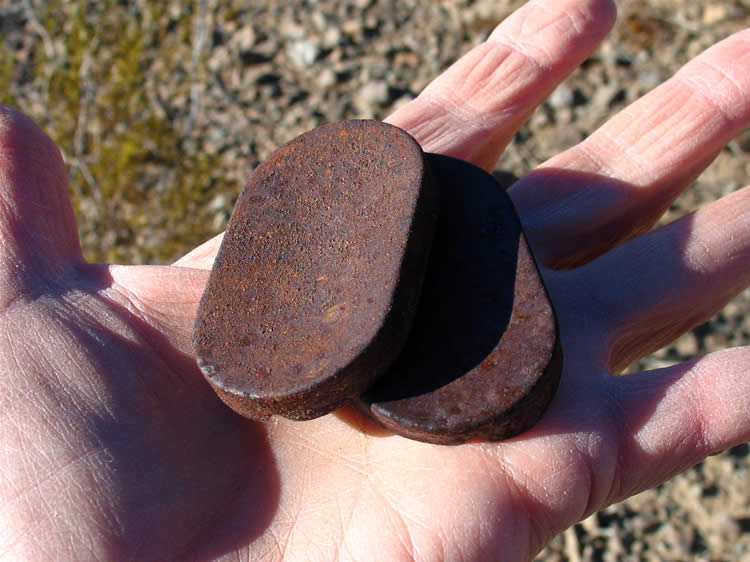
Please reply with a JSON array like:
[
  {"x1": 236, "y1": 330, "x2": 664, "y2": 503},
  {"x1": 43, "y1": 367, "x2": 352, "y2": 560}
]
[
  {"x1": 18, "y1": 0, "x2": 231, "y2": 265},
  {"x1": 0, "y1": 42, "x2": 15, "y2": 106}
]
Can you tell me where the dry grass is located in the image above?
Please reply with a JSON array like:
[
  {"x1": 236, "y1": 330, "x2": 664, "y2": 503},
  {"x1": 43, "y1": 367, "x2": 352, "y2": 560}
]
[{"x1": 2, "y1": 0, "x2": 232, "y2": 264}]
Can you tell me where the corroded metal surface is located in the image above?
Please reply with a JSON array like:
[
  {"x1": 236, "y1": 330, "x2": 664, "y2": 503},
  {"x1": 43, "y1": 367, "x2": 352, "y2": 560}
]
[
  {"x1": 357, "y1": 154, "x2": 562, "y2": 444},
  {"x1": 193, "y1": 120, "x2": 439, "y2": 420}
]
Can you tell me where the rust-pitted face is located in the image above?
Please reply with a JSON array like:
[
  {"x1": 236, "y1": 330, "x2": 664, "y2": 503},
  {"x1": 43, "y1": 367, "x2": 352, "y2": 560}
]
[{"x1": 193, "y1": 120, "x2": 439, "y2": 420}]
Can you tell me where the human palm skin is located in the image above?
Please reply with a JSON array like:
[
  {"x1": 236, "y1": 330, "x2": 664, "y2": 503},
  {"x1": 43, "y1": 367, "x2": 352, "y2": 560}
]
[{"x1": 3, "y1": 0, "x2": 750, "y2": 559}]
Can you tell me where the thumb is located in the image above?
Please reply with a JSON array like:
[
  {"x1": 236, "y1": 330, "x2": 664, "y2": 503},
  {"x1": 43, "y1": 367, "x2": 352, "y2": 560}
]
[{"x1": 0, "y1": 104, "x2": 82, "y2": 302}]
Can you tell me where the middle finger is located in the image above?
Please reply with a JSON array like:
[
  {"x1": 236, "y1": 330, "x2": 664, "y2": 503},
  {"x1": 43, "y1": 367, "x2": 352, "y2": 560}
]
[{"x1": 386, "y1": 0, "x2": 616, "y2": 171}]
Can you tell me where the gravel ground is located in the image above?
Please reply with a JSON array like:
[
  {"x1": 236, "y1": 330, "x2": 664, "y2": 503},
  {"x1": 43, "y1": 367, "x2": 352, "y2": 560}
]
[{"x1": 2, "y1": 0, "x2": 750, "y2": 559}]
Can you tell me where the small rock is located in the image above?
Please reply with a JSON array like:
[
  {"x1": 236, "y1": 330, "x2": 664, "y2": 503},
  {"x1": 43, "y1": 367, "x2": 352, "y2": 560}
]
[
  {"x1": 393, "y1": 51, "x2": 420, "y2": 68},
  {"x1": 389, "y1": 94, "x2": 414, "y2": 113},
  {"x1": 546, "y1": 121, "x2": 583, "y2": 152},
  {"x1": 311, "y1": 11, "x2": 327, "y2": 31},
  {"x1": 548, "y1": 84, "x2": 574, "y2": 109},
  {"x1": 354, "y1": 80, "x2": 390, "y2": 111},
  {"x1": 212, "y1": 211, "x2": 229, "y2": 232},
  {"x1": 207, "y1": 47, "x2": 230, "y2": 72},
  {"x1": 278, "y1": 21, "x2": 305, "y2": 39},
  {"x1": 342, "y1": 19, "x2": 362, "y2": 36},
  {"x1": 323, "y1": 27, "x2": 342, "y2": 48},
  {"x1": 717, "y1": 513, "x2": 740, "y2": 542},
  {"x1": 230, "y1": 26, "x2": 255, "y2": 52},
  {"x1": 288, "y1": 39, "x2": 320, "y2": 67},
  {"x1": 530, "y1": 109, "x2": 551, "y2": 128},
  {"x1": 592, "y1": 85, "x2": 620, "y2": 111},
  {"x1": 637, "y1": 67, "x2": 665, "y2": 91},
  {"x1": 703, "y1": 4, "x2": 727, "y2": 25},
  {"x1": 315, "y1": 68, "x2": 337, "y2": 89},
  {"x1": 208, "y1": 193, "x2": 229, "y2": 213},
  {"x1": 675, "y1": 332, "x2": 699, "y2": 357}
]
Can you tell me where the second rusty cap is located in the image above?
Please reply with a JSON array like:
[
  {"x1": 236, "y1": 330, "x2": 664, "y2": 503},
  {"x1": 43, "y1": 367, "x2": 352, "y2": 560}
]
[{"x1": 357, "y1": 154, "x2": 562, "y2": 444}]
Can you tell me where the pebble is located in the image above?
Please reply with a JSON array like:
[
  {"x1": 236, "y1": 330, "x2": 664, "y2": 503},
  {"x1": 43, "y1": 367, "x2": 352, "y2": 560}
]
[
  {"x1": 287, "y1": 39, "x2": 320, "y2": 67},
  {"x1": 354, "y1": 80, "x2": 390, "y2": 111},
  {"x1": 231, "y1": 26, "x2": 255, "y2": 52},
  {"x1": 315, "y1": 68, "x2": 337, "y2": 89},
  {"x1": 675, "y1": 332, "x2": 699, "y2": 357},
  {"x1": 548, "y1": 84, "x2": 574, "y2": 109},
  {"x1": 703, "y1": 4, "x2": 727, "y2": 25},
  {"x1": 592, "y1": 84, "x2": 620, "y2": 111},
  {"x1": 637, "y1": 67, "x2": 665, "y2": 91}
]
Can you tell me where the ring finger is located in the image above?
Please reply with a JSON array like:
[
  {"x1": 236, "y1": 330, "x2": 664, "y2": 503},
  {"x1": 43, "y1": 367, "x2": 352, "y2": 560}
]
[
  {"x1": 567, "y1": 184, "x2": 750, "y2": 372},
  {"x1": 511, "y1": 29, "x2": 750, "y2": 269}
]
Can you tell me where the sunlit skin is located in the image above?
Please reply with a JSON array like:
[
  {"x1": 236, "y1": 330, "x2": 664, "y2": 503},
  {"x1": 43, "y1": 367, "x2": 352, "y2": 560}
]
[{"x1": 3, "y1": 0, "x2": 750, "y2": 559}]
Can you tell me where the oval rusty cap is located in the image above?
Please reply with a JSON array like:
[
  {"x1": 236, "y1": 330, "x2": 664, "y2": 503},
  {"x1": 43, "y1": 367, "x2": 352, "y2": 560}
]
[
  {"x1": 357, "y1": 154, "x2": 562, "y2": 444},
  {"x1": 193, "y1": 120, "x2": 439, "y2": 420}
]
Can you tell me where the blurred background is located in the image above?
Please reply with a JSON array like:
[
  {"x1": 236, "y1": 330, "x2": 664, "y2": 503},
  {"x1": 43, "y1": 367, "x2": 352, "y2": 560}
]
[{"x1": 2, "y1": 0, "x2": 750, "y2": 559}]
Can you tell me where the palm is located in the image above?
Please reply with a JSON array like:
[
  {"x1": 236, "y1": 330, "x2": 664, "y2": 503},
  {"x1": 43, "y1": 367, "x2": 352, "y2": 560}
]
[
  {"x1": 1, "y1": 270, "x2": 611, "y2": 561},
  {"x1": 4, "y1": 1, "x2": 750, "y2": 560}
]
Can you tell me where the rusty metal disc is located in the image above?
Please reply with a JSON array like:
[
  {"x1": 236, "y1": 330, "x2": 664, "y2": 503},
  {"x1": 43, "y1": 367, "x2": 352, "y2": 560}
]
[
  {"x1": 193, "y1": 120, "x2": 439, "y2": 420},
  {"x1": 357, "y1": 154, "x2": 562, "y2": 444}
]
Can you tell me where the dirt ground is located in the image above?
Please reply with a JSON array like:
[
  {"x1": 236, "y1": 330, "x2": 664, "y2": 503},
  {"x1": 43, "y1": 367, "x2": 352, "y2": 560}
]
[{"x1": 2, "y1": 0, "x2": 750, "y2": 559}]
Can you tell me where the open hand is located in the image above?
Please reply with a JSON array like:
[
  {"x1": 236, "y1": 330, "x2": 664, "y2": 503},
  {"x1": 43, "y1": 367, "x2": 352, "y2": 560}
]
[{"x1": 2, "y1": 0, "x2": 750, "y2": 559}]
